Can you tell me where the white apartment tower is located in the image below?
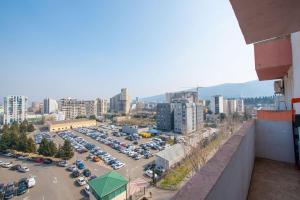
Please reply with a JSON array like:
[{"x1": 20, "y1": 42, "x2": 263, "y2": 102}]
[
  {"x1": 43, "y1": 98, "x2": 58, "y2": 114},
  {"x1": 3, "y1": 95, "x2": 28, "y2": 124},
  {"x1": 210, "y1": 95, "x2": 224, "y2": 114},
  {"x1": 96, "y1": 98, "x2": 108, "y2": 116},
  {"x1": 174, "y1": 101, "x2": 197, "y2": 134}
]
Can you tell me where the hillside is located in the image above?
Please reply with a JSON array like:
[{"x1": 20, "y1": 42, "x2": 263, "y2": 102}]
[{"x1": 142, "y1": 80, "x2": 274, "y2": 102}]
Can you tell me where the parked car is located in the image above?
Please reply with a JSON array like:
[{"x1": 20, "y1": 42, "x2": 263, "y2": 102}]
[
  {"x1": 4, "y1": 183, "x2": 14, "y2": 199},
  {"x1": 92, "y1": 157, "x2": 100, "y2": 162},
  {"x1": 67, "y1": 165, "x2": 78, "y2": 172},
  {"x1": 83, "y1": 185, "x2": 90, "y2": 196},
  {"x1": 1, "y1": 162, "x2": 13, "y2": 168},
  {"x1": 27, "y1": 177, "x2": 36, "y2": 188},
  {"x1": 83, "y1": 169, "x2": 91, "y2": 177},
  {"x1": 89, "y1": 175, "x2": 97, "y2": 181},
  {"x1": 43, "y1": 159, "x2": 53, "y2": 164},
  {"x1": 18, "y1": 166, "x2": 30, "y2": 173},
  {"x1": 10, "y1": 164, "x2": 21, "y2": 171},
  {"x1": 144, "y1": 170, "x2": 158, "y2": 179},
  {"x1": 0, "y1": 183, "x2": 5, "y2": 199},
  {"x1": 76, "y1": 177, "x2": 87, "y2": 186},
  {"x1": 71, "y1": 170, "x2": 81, "y2": 178},
  {"x1": 57, "y1": 160, "x2": 68, "y2": 167},
  {"x1": 16, "y1": 179, "x2": 28, "y2": 196}
]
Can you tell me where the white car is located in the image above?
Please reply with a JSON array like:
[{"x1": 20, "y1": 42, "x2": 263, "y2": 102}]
[
  {"x1": 145, "y1": 170, "x2": 158, "y2": 179},
  {"x1": 83, "y1": 185, "x2": 90, "y2": 196},
  {"x1": 27, "y1": 177, "x2": 36, "y2": 188},
  {"x1": 76, "y1": 177, "x2": 87, "y2": 186},
  {"x1": 113, "y1": 162, "x2": 125, "y2": 170},
  {"x1": 67, "y1": 165, "x2": 78, "y2": 172},
  {"x1": 18, "y1": 166, "x2": 30, "y2": 173},
  {"x1": 1, "y1": 162, "x2": 13, "y2": 168}
]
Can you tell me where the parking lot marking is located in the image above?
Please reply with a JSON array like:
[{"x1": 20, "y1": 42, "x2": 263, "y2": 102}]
[
  {"x1": 23, "y1": 197, "x2": 30, "y2": 200},
  {"x1": 53, "y1": 177, "x2": 58, "y2": 184}
]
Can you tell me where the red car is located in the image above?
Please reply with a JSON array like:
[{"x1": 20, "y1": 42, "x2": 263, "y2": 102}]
[{"x1": 33, "y1": 157, "x2": 44, "y2": 163}]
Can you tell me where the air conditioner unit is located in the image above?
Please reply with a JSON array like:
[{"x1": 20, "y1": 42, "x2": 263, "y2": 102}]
[{"x1": 274, "y1": 80, "x2": 284, "y2": 94}]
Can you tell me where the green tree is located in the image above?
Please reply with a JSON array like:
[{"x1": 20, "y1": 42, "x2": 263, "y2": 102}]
[
  {"x1": 10, "y1": 121, "x2": 19, "y2": 133},
  {"x1": 17, "y1": 133, "x2": 28, "y2": 152},
  {"x1": 38, "y1": 138, "x2": 57, "y2": 157},
  {"x1": 0, "y1": 124, "x2": 9, "y2": 134},
  {"x1": 38, "y1": 138, "x2": 49, "y2": 156},
  {"x1": 48, "y1": 141, "x2": 58, "y2": 156},
  {"x1": 8, "y1": 131, "x2": 19, "y2": 150},
  {"x1": 19, "y1": 120, "x2": 29, "y2": 133},
  {"x1": 26, "y1": 138, "x2": 36, "y2": 153},
  {"x1": 0, "y1": 132, "x2": 10, "y2": 151},
  {"x1": 27, "y1": 124, "x2": 35, "y2": 132},
  {"x1": 57, "y1": 140, "x2": 74, "y2": 160}
]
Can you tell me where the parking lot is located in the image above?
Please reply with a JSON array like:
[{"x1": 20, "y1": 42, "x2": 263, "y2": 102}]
[{"x1": 0, "y1": 123, "x2": 171, "y2": 200}]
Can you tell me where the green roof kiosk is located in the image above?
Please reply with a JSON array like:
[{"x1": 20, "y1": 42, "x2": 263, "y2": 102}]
[{"x1": 88, "y1": 171, "x2": 128, "y2": 200}]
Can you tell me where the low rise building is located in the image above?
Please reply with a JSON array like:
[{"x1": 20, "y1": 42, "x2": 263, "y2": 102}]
[
  {"x1": 48, "y1": 119, "x2": 96, "y2": 132},
  {"x1": 122, "y1": 125, "x2": 138, "y2": 135},
  {"x1": 155, "y1": 144, "x2": 186, "y2": 170},
  {"x1": 88, "y1": 171, "x2": 128, "y2": 200}
]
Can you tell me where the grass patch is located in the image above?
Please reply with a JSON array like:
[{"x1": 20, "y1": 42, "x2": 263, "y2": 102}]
[{"x1": 159, "y1": 165, "x2": 190, "y2": 189}]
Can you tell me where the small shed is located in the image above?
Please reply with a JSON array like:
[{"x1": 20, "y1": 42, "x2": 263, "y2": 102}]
[{"x1": 155, "y1": 144, "x2": 186, "y2": 170}]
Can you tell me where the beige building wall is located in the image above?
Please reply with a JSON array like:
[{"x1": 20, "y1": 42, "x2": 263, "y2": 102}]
[{"x1": 48, "y1": 119, "x2": 96, "y2": 132}]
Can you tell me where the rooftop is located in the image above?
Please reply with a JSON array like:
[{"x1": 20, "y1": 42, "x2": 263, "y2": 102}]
[
  {"x1": 48, "y1": 119, "x2": 96, "y2": 125},
  {"x1": 156, "y1": 143, "x2": 185, "y2": 162},
  {"x1": 88, "y1": 171, "x2": 128, "y2": 198}
]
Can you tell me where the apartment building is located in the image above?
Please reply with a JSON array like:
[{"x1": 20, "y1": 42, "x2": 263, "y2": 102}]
[
  {"x1": 84, "y1": 100, "x2": 96, "y2": 118},
  {"x1": 43, "y1": 98, "x2": 58, "y2": 114},
  {"x1": 110, "y1": 88, "x2": 130, "y2": 115},
  {"x1": 95, "y1": 98, "x2": 108, "y2": 116},
  {"x1": 210, "y1": 95, "x2": 224, "y2": 114},
  {"x1": 166, "y1": 91, "x2": 198, "y2": 104},
  {"x1": 3, "y1": 95, "x2": 28, "y2": 124},
  {"x1": 156, "y1": 103, "x2": 174, "y2": 131},
  {"x1": 174, "y1": 100, "x2": 197, "y2": 134},
  {"x1": 58, "y1": 98, "x2": 86, "y2": 120}
]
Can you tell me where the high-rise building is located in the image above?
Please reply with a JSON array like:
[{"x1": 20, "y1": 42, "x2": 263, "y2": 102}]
[
  {"x1": 166, "y1": 91, "x2": 198, "y2": 104},
  {"x1": 58, "y1": 98, "x2": 86, "y2": 120},
  {"x1": 156, "y1": 103, "x2": 174, "y2": 131},
  {"x1": 210, "y1": 95, "x2": 224, "y2": 114},
  {"x1": 236, "y1": 99, "x2": 245, "y2": 114},
  {"x1": 43, "y1": 98, "x2": 58, "y2": 114},
  {"x1": 95, "y1": 98, "x2": 108, "y2": 116},
  {"x1": 174, "y1": 100, "x2": 197, "y2": 134},
  {"x1": 3, "y1": 96, "x2": 28, "y2": 124},
  {"x1": 110, "y1": 88, "x2": 130, "y2": 114},
  {"x1": 84, "y1": 100, "x2": 96, "y2": 118},
  {"x1": 196, "y1": 103, "x2": 204, "y2": 130}
]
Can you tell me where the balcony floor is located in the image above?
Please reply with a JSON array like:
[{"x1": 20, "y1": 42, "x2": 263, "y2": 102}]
[{"x1": 248, "y1": 158, "x2": 300, "y2": 200}]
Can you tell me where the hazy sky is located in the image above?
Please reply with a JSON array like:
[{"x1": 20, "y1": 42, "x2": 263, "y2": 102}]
[{"x1": 0, "y1": 0, "x2": 257, "y2": 102}]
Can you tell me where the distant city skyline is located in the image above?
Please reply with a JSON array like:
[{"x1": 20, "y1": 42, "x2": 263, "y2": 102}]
[{"x1": 0, "y1": 1, "x2": 257, "y2": 102}]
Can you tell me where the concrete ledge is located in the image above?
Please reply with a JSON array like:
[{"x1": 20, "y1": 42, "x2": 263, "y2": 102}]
[{"x1": 173, "y1": 121, "x2": 255, "y2": 200}]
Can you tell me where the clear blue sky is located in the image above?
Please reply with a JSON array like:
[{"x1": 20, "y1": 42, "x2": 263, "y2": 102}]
[{"x1": 0, "y1": 0, "x2": 257, "y2": 102}]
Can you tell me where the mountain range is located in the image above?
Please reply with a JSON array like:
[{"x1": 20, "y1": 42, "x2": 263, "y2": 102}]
[{"x1": 141, "y1": 80, "x2": 274, "y2": 103}]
